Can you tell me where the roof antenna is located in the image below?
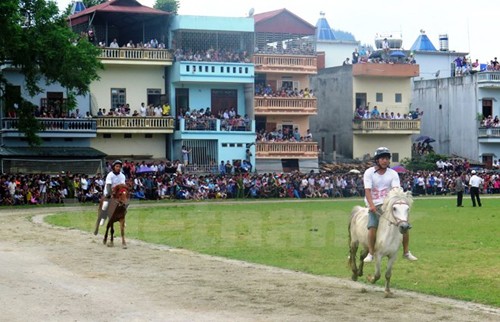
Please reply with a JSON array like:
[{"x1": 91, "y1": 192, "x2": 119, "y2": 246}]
[{"x1": 248, "y1": 8, "x2": 254, "y2": 17}]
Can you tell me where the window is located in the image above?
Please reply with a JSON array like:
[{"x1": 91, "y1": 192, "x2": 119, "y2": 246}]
[
  {"x1": 395, "y1": 93, "x2": 402, "y2": 103},
  {"x1": 124, "y1": 134, "x2": 132, "y2": 139},
  {"x1": 111, "y1": 88, "x2": 126, "y2": 110},
  {"x1": 147, "y1": 88, "x2": 161, "y2": 106},
  {"x1": 392, "y1": 153, "x2": 399, "y2": 162},
  {"x1": 376, "y1": 93, "x2": 383, "y2": 102},
  {"x1": 145, "y1": 134, "x2": 153, "y2": 138},
  {"x1": 103, "y1": 134, "x2": 111, "y2": 139}
]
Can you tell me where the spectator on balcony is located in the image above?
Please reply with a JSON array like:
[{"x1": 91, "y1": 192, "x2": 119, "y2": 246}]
[
  {"x1": 293, "y1": 128, "x2": 301, "y2": 142},
  {"x1": 305, "y1": 129, "x2": 313, "y2": 142},
  {"x1": 139, "y1": 103, "x2": 146, "y2": 117},
  {"x1": 126, "y1": 40, "x2": 135, "y2": 48},
  {"x1": 162, "y1": 103, "x2": 171, "y2": 116},
  {"x1": 110, "y1": 38, "x2": 119, "y2": 48},
  {"x1": 154, "y1": 105, "x2": 162, "y2": 117},
  {"x1": 343, "y1": 58, "x2": 350, "y2": 66},
  {"x1": 371, "y1": 106, "x2": 380, "y2": 119},
  {"x1": 182, "y1": 145, "x2": 191, "y2": 166},
  {"x1": 363, "y1": 108, "x2": 371, "y2": 119},
  {"x1": 97, "y1": 108, "x2": 103, "y2": 116}
]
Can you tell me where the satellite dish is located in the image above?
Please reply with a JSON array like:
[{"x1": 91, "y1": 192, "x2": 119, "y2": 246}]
[
  {"x1": 435, "y1": 70, "x2": 440, "y2": 77},
  {"x1": 248, "y1": 8, "x2": 254, "y2": 17}
]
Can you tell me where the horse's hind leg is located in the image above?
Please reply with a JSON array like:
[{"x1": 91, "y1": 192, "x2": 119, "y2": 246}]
[
  {"x1": 120, "y1": 218, "x2": 127, "y2": 249},
  {"x1": 358, "y1": 248, "x2": 368, "y2": 277},
  {"x1": 94, "y1": 201, "x2": 103, "y2": 235},
  {"x1": 349, "y1": 243, "x2": 359, "y2": 281},
  {"x1": 108, "y1": 224, "x2": 115, "y2": 247}
]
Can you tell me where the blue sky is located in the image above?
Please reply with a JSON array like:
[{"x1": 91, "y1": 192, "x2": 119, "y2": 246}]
[{"x1": 57, "y1": 0, "x2": 499, "y2": 64}]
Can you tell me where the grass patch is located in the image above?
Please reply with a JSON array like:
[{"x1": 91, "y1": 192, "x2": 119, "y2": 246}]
[{"x1": 46, "y1": 198, "x2": 500, "y2": 307}]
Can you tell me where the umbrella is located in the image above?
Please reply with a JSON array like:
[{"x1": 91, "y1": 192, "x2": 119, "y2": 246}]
[
  {"x1": 349, "y1": 169, "x2": 361, "y2": 174},
  {"x1": 416, "y1": 135, "x2": 433, "y2": 142},
  {"x1": 390, "y1": 50, "x2": 406, "y2": 58},
  {"x1": 423, "y1": 138, "x2": 435, "y2": 144},
  {"x1": 391, "y1": 165, "x2": 407, "y2": 173}
]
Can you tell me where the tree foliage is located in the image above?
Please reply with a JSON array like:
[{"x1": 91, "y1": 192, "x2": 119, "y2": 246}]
[
  {"x1": 154, "y1": 0, "x2": 180, "y2": 14},
  {"x1": 0, "y1": 0, "x2": 102, "y2": 146}
]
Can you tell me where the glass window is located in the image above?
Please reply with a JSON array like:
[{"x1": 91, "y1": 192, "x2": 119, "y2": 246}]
[
  {"x1": 395, "y1": 93, "x2": 402, "y2": 103},
  {"x1": 111, "y1": 88, "x2": 126, "y2": 110},
  {"x1": 376, "y1": 93, "x2": 383, "y2": 102}
]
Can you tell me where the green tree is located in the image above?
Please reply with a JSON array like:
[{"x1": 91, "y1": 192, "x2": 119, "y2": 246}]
[
  {"x1": 154, "y1": 0, "x2": 180, "y2": 14},
  {"x1": 0, "y1": 0, "x2": 102, "y2": 146}
]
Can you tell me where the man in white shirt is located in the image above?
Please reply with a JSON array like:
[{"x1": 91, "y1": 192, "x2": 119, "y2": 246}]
[{"x1": 469, "y1": 170, "x2": 483, "y2": 207}]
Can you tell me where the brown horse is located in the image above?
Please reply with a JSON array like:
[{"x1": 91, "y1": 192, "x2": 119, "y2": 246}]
[{"x1": 94, "y1": 184, "x2": 130, "y2": 249}]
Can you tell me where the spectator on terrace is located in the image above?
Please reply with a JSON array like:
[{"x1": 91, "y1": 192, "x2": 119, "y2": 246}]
[
  {"x1": 371, "y1": 106, "x2": 380, "y2": 118},
  {"x1": 109, "y1": 38, "x2": 119, "y2": 48}
]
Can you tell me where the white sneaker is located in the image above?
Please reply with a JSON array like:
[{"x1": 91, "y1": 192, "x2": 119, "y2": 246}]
[
  {"x1": 363, "y1": 253, "x2": 374, "y2": 263},
  {"x1": 403, "y1": 251, "x2": 418, "y2": 261},
  {"x1": 99, "y1": 218, "x2": 105, "y2": 226}
]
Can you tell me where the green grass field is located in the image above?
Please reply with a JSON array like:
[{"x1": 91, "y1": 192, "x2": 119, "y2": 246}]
[{"x1": 46, "y1": 197, "x2": 500, "y2": 307}]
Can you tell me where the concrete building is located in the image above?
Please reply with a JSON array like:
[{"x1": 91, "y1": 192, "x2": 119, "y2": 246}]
[
  {"x1": 413, "y1": 72, "x2": 500, "y2": 167},
  {"x1": 310, "y1": 63, "x2": 421, "y2": 164}
]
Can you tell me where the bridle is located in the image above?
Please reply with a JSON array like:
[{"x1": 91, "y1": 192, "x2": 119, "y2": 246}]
[{"x1": 377, "y1": 201, "x2": 411, "y2": 228}]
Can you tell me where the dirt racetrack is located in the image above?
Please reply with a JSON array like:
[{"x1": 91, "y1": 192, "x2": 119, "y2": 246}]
[{"x1": 1, "y1": 205, "x2": 499, "y2": 322}]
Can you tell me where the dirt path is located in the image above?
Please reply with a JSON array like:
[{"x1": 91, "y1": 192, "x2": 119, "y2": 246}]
[{"x1": 0, "y1": 206, "x2": 498, "y2": 322}]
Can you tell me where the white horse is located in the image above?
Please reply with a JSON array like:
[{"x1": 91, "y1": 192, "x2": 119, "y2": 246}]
[{"x1": 348, "y1": 187, "x2": 413, "y2": 297}]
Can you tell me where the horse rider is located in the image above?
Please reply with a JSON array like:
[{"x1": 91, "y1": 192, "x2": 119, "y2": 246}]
[
  {"x1": 99, "y1": 160, "x2": 127, "y2": 226},
  {"x1": 363, "y1": 147, "x2": 418, "y2": 263}
]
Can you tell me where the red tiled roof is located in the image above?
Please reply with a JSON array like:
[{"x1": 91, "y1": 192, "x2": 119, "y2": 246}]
[
  {"x1": 69, "y1": 0, "x2": 170, "y2": 21},
  {"x1": 254, "y1": 8, "x2": 315, "y2": 35}
]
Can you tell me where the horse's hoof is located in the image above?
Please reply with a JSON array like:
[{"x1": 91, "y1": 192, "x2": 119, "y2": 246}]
[
  {"x1": 94, "y1": 231, "x2": 98, "y2": 236},
  {"x1": 122, "y1": 244, "x2": 127, "y2": 249},
  {"x1": 107, "y1": 243, "x2": 114, "y2": 247},
  {"x1": 367, "y1": 275, "x2": 375, "y2": 284},
  {"x1": 351, "y1": 274, "x2": 358, "y2": 281},
  {"x1": 384, "y1": 291, "x2": 394, "y2": 298}
]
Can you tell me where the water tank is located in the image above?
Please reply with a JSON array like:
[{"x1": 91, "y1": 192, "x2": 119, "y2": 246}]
[{"x1": 439, "y1": 34, "x2": 449, "y2": 51}]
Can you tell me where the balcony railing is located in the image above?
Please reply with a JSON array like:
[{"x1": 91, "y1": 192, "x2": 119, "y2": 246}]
[
  {"x1": 253, "y1": 53, "x2": 317, "y2": 74},
  {"x1": 99, "y1": 48, "x2": 173, "y2": 65},
  {"x1": 179, "y1": 118, "x2": 253, "y2": 132},
  {"x1": 1, "y1": 117, "x2": 97, "y2": 138},
  {"x1": 478, "y1": 127, "x2": 500, "y2": 138},
  {"x1": 477, "y1": 72, "x2": 500, "y2": 88},
  {"x1": 254, "y1": 97, "x2": 317, "y2": 115},
  {"x1": 175, "y1": 61, "x2": 254, "y2": 83},
  {"x1": 95, "y1": 116, "x2": 175, "y2": 133},
  {"x1": 3, "y1": 117, "x2": 96, "y2": 132},
  {"x1": 256, "y1": 142, "x2": 319, "y2": 159},
  {"x1": 353, "y1": 119, "x2": 421, "y2": 133}
]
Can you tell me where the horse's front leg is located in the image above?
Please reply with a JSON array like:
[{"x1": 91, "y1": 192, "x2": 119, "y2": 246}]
[
  {"x1": 120, "y1": 218, "x2": 127, "y2": 249},
  {"x1": 103, "y1": 222, "x2": 110, "y2": 245},
  {"x1": 367, "y1": 254, "x2": 381, "y2": 284},
  {"x1": 106, "y1": 223, "x2": 114, "y2": 247},
  {"x1": 384, "y1": 254, "x2": 398, "y2": 298}
]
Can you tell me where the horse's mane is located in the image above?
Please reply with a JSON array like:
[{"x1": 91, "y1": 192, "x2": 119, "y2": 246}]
[{"x1": 381, "y1": 187, "x2": 413, "y2": 214}]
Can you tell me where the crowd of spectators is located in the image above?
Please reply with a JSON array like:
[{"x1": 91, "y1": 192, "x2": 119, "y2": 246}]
[
  {"x1": 177, "y1": 107, "x2": 251, "y2": 132},
  {"x1": 354, "y1": 106, "x2": 423, "y2": 121},
  {"x1": 255, "y1": 84, "x2": 314, "y2": 98},
  {"x1": 480, "y1": 115, "x2": 500, "y2": 128},
  {"x1": 256, "y1": 128, "x2": 313, "y2": 143},
  {"x1": 2, "y1": 156, "x2": 500, "y2": 206},
  {"x1": 173, "y1": 48, "x2": 251, "y2": 63}
]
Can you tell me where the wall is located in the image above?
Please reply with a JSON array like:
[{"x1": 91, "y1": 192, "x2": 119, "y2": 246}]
[
  {"x1": 353, "y1": 76, "x2": 412, "y2": 115},
  {"x1": 90, "y1": 65, "x2": 165, "y2": 114},
  {"x1": 316, "y1": 41, "x2": 358, "y2": 68},
  {"x1": 412, "y1": 76, "x2": 479, "y2": 160},
  {"x1": 91, "y1": 133, "x2": 167, "y2": 159},
  {"x1": 309, "y1": 66, "x2": 353, "y2": 160}
]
